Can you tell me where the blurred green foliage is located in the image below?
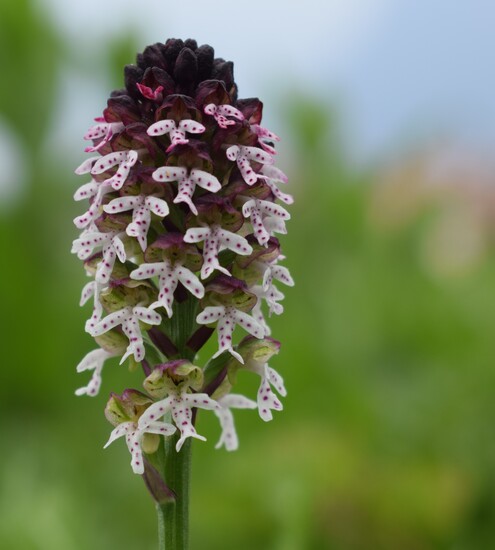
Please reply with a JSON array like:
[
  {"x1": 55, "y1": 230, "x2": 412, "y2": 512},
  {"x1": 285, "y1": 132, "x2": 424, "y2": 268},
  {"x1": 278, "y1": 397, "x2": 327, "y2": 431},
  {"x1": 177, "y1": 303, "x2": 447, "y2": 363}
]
[{"x1": 1, "y1": 1, "x2": 495, "y2": 549}]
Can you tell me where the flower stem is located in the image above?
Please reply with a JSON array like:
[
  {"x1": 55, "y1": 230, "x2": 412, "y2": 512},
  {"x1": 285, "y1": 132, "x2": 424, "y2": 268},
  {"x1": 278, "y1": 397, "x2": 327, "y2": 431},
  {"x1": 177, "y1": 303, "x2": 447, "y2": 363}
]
[{"x1": 156, "y1": 433, "x2": 192, "y2": 549}]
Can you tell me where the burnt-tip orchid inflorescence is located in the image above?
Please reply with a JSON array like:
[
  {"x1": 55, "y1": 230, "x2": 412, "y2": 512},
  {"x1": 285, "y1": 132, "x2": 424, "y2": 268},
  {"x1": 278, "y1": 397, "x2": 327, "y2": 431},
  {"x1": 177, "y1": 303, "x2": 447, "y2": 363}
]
[{"x1": 72, "y1": 38, "x2": 294, "y2": 475}]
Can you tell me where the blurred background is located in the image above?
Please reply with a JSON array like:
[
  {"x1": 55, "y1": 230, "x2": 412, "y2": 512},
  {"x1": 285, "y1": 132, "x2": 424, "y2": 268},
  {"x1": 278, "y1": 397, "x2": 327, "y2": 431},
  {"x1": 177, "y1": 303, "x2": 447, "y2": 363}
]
[{"x1": 2, "y1": 0, "x2": 495, "y2": 548}]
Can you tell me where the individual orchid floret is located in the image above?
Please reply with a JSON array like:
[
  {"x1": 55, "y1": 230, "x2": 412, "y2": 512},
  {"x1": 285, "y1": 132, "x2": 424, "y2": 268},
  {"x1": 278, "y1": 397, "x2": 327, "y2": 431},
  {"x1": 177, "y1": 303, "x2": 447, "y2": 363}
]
[
  {"x1": 252, "y1": 124, "x2": 280, "y2": 156},
  {"x1": 262, "y1": 263, "x2": 295, "y2": 291},
  {"x1": 250, "y1": 293, "x2": 271, "y2": 336},
  {"x1": 103, "y1": 194, "x2": 169, "y2": 251},
  {"x1": 184, "y1": 225, "x2": 252, "y2": 279},
  {"x1": 89, "y1": 305, "x2": 162, "y2": 364},
  {"x1": 71, "y1": 228, "x2": 126, "y2": 284},
  {"x1": 249, "y1": 280, "x2": 285, "y2": 337},
  {"x1": 242, "y1": 198, "x2": 290, "y2": 246},
  {"x1": 235, "y1": 337, "x2": 286, "y2": 421},
  {"x1": 226, "y1": 145, "x2": 273, "y2": 186},
  {"x1": 104, "y1": 420, "x2": 176, "y2": 474},
  {"x1": 248, "y1": 261, "x2": 294, "y2": 331},
  {"x1": 138, "y1": 389, "x2": 220, "y2": 452},
  {"x1": 213, "y1": 394, "x2": 257, "y2": 451},
  {"x1": 260, "y1": 165, "x2": 294, "y2": 205},
  {"x1": 91, "y1": 150, "x2": 139, "y2": 190},
  {"x1": 251, "y1": 283, "x2": 285, "y2": 316},
  {"x1": 73, "y1": 180, "x2": 114, "y2": 229},
  {"x1": 152, "y1": 166, "x2": 221, "y2": 215},
  {"x1": 130, "y1": 259, "x2": 204, "y2": 317},
  {"x1": 80, "y1": 280, "x2": 105, "y2": 333},
  {"x1": 75, "y1": 347, "x2": 119, "y2": 397},
  {"x1": 84, "y1": 118, "x2": 125, "y2": 153},
  {"x1": 256, "y1": 364, "x2": 286, "y2": 421},
  {"x1": 204, "y1": 103, "x2": 244, "y2": 129},
  {"x1": 104, "y1": 390, "x2": 176, "y2": 475},
  {"x1": 196, "y1": 305, "x2": 265, "y2": 363},
  {"x1": 147, "y1": 119, "x2": 205, "y2": 152}
]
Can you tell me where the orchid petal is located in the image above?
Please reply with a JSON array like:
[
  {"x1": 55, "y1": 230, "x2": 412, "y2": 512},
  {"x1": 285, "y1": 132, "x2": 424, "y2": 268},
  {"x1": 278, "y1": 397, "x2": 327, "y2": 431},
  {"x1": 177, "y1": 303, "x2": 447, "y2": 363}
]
[
  {"x1": 75, "y1": 156, "x2": 99, "y2": 175},
  {"x1": 90, "y1": 308, "x2": 131, "y2": 337},
  {"x1": 126, "y1": 431, "x2": 145, "y2": 474},
  {"x1": 233, "y1": 310, "x2": 265, "y2": 339},
  {"x1": 145, "y1": 421, "x2": 177, "y2": 437},
  {"x1": 190, "y1": 169, "x2": 221, "y2": 192},
  {"x1": 183, "y1": 226, "x2": 211, "y2": 243},
  {"x1": 147, "y1": 119, "x2": 176, "y2": 136},
  {"x1": 152, "y1": 166, "x2": 188, "y2": 183},
  {"x1": 257, "y1": 376, "x2": 283, "y2": 422},
  {"x1": 138, "y1": 397, "x2": 174, "y2": 429},
  {"x1": 103, "y1": 421, "x2": 134, "y2": 449},
  {"x1": 104, "y1": 195, "x2": 142, "y2": 214},
  {"x1": 130, "y1": 262, "x2": 167, "y2": 280},
  {"x1": 133, "y1": 307, "x2": 162, "y2": 325},
  {"x1": 145, "y1": 196, "x2": 170, "y2": 217},
  {"x1": 74, "y1": 181, "x2": 98, "y2": 201},
  {"x1": 242, "y1": 146, "x2": 273, "y2": 165},
  {"x1": 218, "y1": 229, "x2": 252, "y2": 255},
  {"x1": 176, "y1": 266, "x2": 204, "y2": 299},
  {"x1": 196, "y1": 306, "x2": 225, "y2": 324},
  {"x1": 91, "y1": 151, "x2": 128, "y2": 174},
  {"x1": 178, "y1": 119, "x2": 205, "y2": 134}
]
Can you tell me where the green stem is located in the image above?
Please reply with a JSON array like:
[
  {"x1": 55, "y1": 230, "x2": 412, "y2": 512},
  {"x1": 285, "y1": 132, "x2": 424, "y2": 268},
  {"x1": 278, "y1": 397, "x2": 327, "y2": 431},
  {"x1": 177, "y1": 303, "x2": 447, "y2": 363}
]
[
  {"x1": 156, "y1": 433, "x2": 192, "y2": 549},
  {"x1": 153, "y1": 294, "x2": 197, "y2": 548}
]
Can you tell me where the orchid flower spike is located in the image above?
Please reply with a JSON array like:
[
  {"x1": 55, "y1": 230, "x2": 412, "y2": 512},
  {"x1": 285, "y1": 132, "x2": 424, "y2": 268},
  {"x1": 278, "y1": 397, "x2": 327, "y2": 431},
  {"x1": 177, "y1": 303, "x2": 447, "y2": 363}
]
[{"x1": 72, "y1": 39, "x2": 294, "y2": 488}]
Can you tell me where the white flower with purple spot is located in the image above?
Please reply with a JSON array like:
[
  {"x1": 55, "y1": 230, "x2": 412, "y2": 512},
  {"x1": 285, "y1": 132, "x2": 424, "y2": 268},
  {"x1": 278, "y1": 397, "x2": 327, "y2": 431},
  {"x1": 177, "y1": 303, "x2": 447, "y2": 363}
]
[
  {"x1": 84, "y1": 118, "x2": 125, "y2": 153},
  {"x1": 214, "y1": 394, "x2": 257, "y2": 451},
  {"x1": 184, "y1": 225, "x2": 252, "y2": 279},
  {"x1": 71, "y1": 228, "x2": 126, "y2": 284},
  {"x1": 103, "y1": 194, "x2": 169, "y2": 251},
  {"x1": 138, "y1": 391, "x2": 220, "y2": 452},
  {"x1": 242, "y1": 198, "x2": 290, "y2": 246},
  {"x1": 250, "y1": 294, "x2": 271, "y2": 336},
  {"x1": 91, "y1": 150, "x2": 139, "y2": 190},
  {"x1": 251, "y1": 284, "x2": 284, "y2": 316},
  {"x1": 73, "y1": 179, "x2": 114, "y2": 229},
  {"x1": 104, "y1": 417, "x2": 176, "y2": 475},
  {"x1": 226, "y1": 145, "x2": 273, "y2": 185},
  {"x1": 196, "y1": 305, "x2": 265, "y2": 363},
  {"x1": 130, "y1": 259, "x2": 204, "y2": 317},
  {"x1": 249, "y1": 363, "x2": 286, "y2": 422},
  {"x1": 204, "y1": 103, "x2": 244, "y2": 128},
  {"x1": 260, "y1": 165, "x2": 294, "y2": 205},
  {"x1": 147, "y1": 119, "x2": 205, "y2": 152},
  {"x1": 80, "y1": 280, "x2": 105, "y2": 333},
  {"x1": 252, "y1": 124, "x2": 280, "y2": 156},
  {"x1": 262, "y1": 263, "x2": 295, "y2": 292},
  {"x1": 152, "y1": 166, "x2": 221, "y2": 215},
  {"x1": 89, "y1": 306, "x2": 162, "y2": 363},
  {"x1": 75, "y1": 347, "x2": 119, "y2": 397},
  {"x1": 249, "y1": 262, "x2": 293, "y2": 333}
]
